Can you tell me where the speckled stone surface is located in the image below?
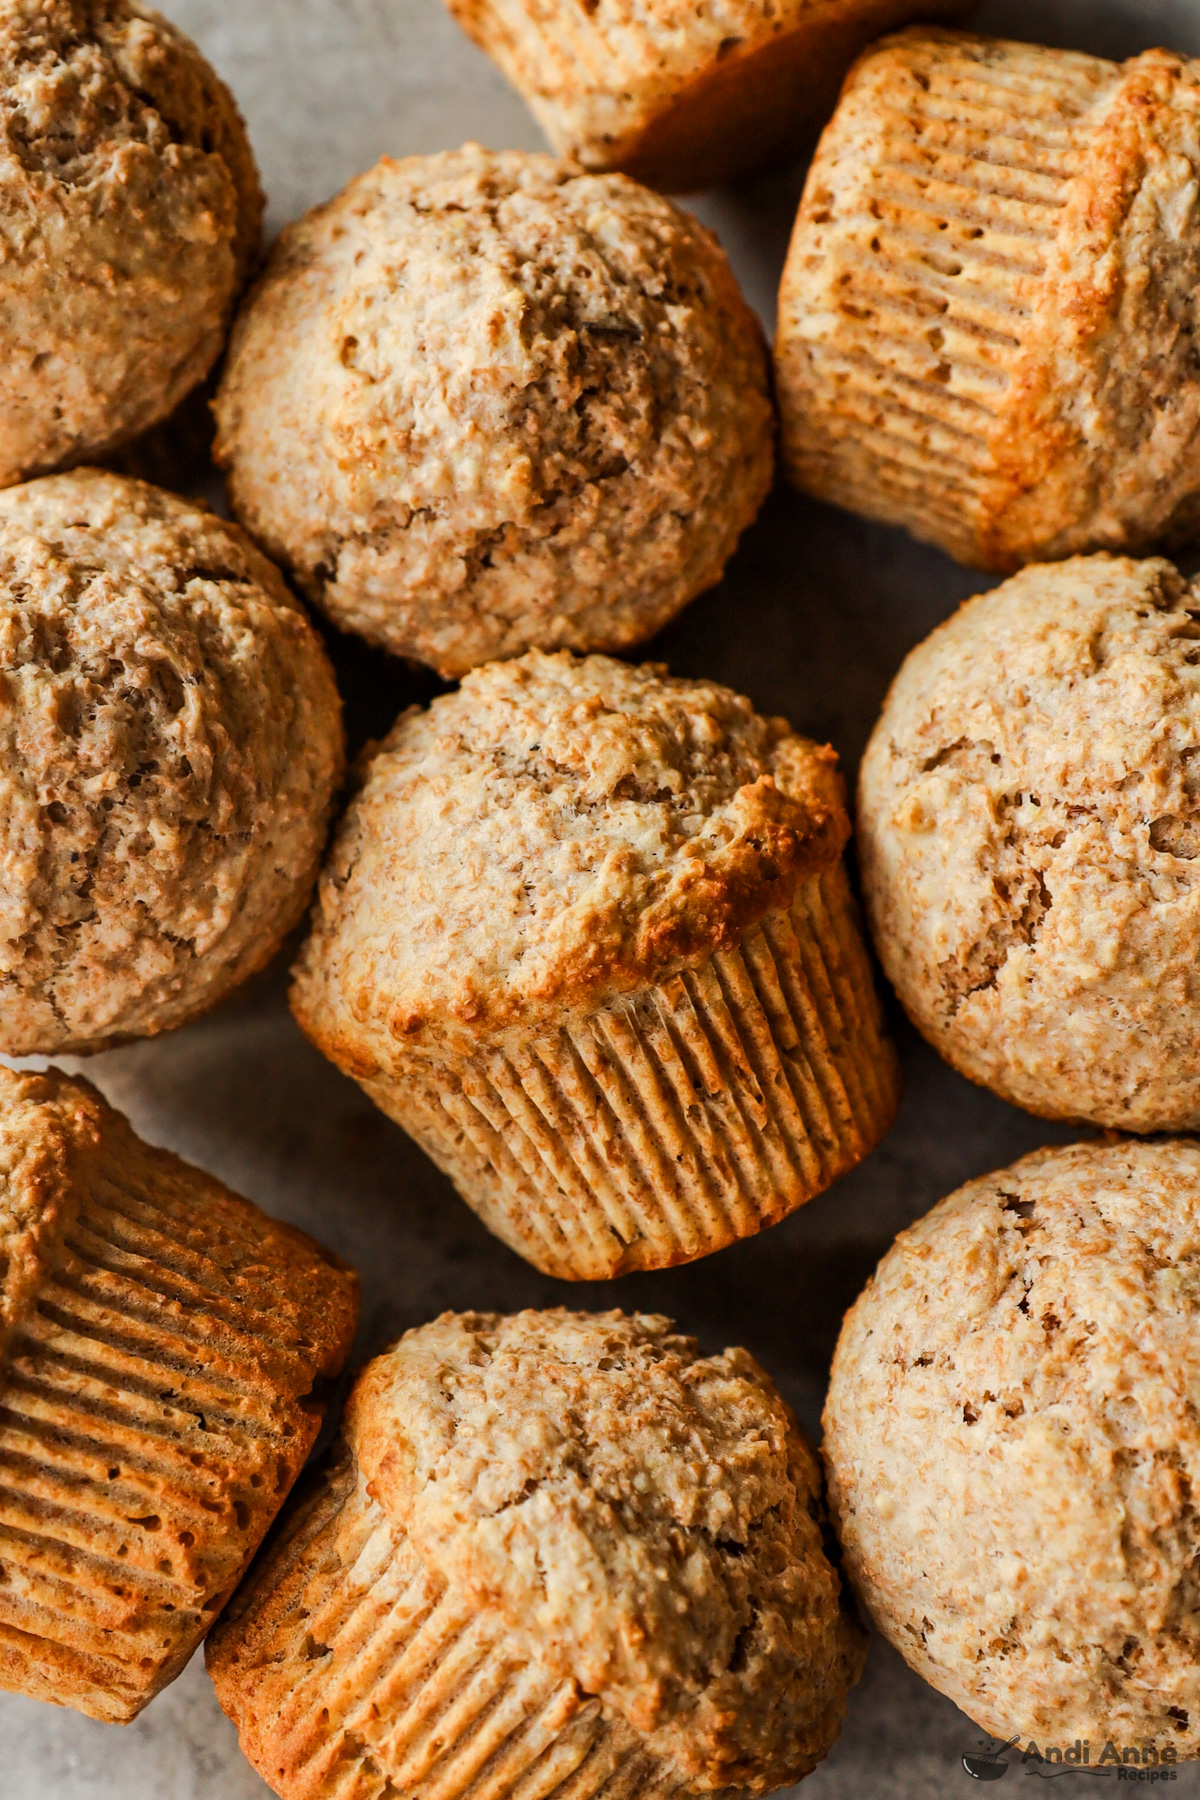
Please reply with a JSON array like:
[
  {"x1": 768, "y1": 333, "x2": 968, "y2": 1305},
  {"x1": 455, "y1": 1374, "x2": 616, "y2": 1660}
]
[{"x1": 7, "y1": 1, "x2": 1200, "y2": 1795}]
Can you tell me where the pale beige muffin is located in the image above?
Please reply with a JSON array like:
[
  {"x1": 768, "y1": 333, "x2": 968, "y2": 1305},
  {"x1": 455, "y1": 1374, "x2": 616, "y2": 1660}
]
[
  {"x1": 824, "y1": 1139, "x2": 1200, "y2": 1755},
  {"x1": 0, "y1": 0, "x2": 263, "y2": 488},
  {"x1": 444, "y1": 0, "x2": 968, "y2": 192},
  {"x1": 214, "y1": 145, "x2": 773, "y2": 678},
  {"x1": 0, "y1": 1063, "x2": 359, "y2": 1722},
  {"x1": 0, "y1": 469, "x2": 344, "y2": 1055},
  {"x1": 776, "y1": 30, "x2": 1200, "y2": 571},
  {"x1": 859, "y1": 553, "x2": 1200, "y2": 1131},
  {"x1": 209, "y1": 1308, "x2": 866, "y2": 1800},
  {"x1": 292, "y1": 651, "x2": 898, "y2": 1279}
]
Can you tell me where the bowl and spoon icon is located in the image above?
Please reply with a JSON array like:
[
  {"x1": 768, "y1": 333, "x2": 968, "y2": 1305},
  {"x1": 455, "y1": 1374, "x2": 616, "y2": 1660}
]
[{"x1": 963, "y1": 1736, "x2": 1022, "y2": 1780}]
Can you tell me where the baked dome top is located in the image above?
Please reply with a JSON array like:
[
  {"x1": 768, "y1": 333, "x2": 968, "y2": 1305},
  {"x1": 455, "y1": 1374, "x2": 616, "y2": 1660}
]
[
  {"x1": 346, "y1": 1307, "x2": 863, "y2": 1790},
  {"x1": 825, "y1": 1137, "x2": 1200, "y2": 1750},
  {"x1": 0, "y1": 469, "x2": 344, "y2": 1053},
  {"x1": 0, "y1": 0, "x2": 262, "y2": 482},
  {"x1": 293, "y1": 650, "x2": 846, "y2": 1051},
  {"x1": 215, "y1": 144, "x2": 772, "y2": 676},
  {"x1": 859, "y1": 552, "x2": 1200, "y2": 1129}
]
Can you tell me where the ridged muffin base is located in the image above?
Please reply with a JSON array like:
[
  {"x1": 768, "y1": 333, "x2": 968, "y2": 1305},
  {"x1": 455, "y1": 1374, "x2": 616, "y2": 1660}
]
[
  {"x1": 208, "y1": 1448, "x2": 693, "y2": 1800},
  {"x1": 373, "y1": 863, "x2": 899, "y2": 1279},
  {"x1": 0, "y1": 1139, "x2": 350, "y2": 1721},
  {"x1": 776, "y1": 31, "x2": 1116, "y2": 566}
]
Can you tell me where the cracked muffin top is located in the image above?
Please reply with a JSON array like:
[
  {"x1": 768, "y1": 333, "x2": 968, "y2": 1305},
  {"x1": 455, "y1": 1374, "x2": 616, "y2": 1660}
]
[
  {"x1": 824, "y1": 1138, "x2": 1200, "y2": 1752},
  {"x1": 0, "y1": 0, "x2": 262, "y2": 486},
  {"x1": 858, "y1": 553, "x2": 1200, "y2": 1130},
  {"x1": 214, "y1": 144, "x2": 773, "y2": 677},
  {"x1": 0, "y1": 469, "x2": 344, "y2": 1055},
  {"x1": 291, "y1": 650, "x2": 847, "y2": 1060},
  {"x1": 345, "y1": 1307, "x2": 866, "y2": 1790}
]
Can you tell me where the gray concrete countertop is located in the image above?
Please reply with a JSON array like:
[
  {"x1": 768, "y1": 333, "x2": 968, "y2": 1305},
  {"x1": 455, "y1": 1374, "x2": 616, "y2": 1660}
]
[{"x1": 7, "y1": 1, "x2": 1200, "y2": 1793}]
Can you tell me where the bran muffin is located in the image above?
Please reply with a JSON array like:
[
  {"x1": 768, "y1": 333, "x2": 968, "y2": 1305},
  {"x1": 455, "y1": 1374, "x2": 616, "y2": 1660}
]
[
  {"x1": 291, "y1": 652, "x2": 898, "y2": 1280},
  {"x1": 0, "y1": 469, "x2": 344, "y2": 1055},
  {"x1": 214, "y1": 145, "x2": 773, "y2": 678},
  {"x1": 0, "y1": 0, "x2": 262, "y2": 488},
  {"x1": 0, "y1": 1064, "x2": 359, "y2": 1723},
  {"x1": 209, "y1": 1308, "x2": 866, "y2": 1800},
  {"x1": 442, "y1": 0, "x2": 969, "y2": 193},
  {"x1": 776, "y1": 30, "x2": 1200, "y2": 572},
  {"x1": 858, "y1": 553, "x2": 1200, "y2": 1131},
  {"x1": 824, "y1": 1139, "x2": 1200, "y2": 1755}
]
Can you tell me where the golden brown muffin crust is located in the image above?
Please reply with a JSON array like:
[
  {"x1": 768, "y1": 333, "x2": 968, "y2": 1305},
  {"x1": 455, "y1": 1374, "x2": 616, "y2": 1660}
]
[
  {"x1": 291, "y1": 650, "x2": 847, "y2": 1062},
  {"x1": 215, "y1": 145, "x2": 773, "y2": 677},
  {"x1": 0, "y1": 0, "x2": 263, "y2": 485},
  {"x1": 859, "y1": 553, "x2": 1200, "y2": 1131},
  {"x1": 211, "y1": 1309, "x2": 865, "y2": 1797},
  {"x1": 0, "y1": 468, "x2": 345, "y2": 1055},
  {"x1": 824, "y1": 1140, "x2": 1200, "y2": 1752},
  {"x1": 348, "y1": 1309, "x2": 863, "y2": 1791}
]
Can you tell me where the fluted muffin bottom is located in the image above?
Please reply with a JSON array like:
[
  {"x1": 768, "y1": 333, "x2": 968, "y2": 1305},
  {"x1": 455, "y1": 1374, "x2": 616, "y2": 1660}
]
[
  {"x1": 209, "y1": 1448, "x2": 691, "y2": 1800},
  {"x1": 378, "y1": 864, "x2": 898, "y2": 1279},
  {"x1": 0, "y1": 1094, "x2": 357, "y2": 1722}
]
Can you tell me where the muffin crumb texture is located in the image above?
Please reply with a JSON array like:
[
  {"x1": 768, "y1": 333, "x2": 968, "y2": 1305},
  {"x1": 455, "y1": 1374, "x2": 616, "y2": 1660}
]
[
  {"x1": 859, "y1": 553, "x2": 1200, "y2": 1130},
  {"x1": 0, "y1": 0, "x2": 263, "y2": 485},
  {"x1": 210, "y1": 1309, "x2": 866, "y2": 1797},
  {"x1": 777, "y1": 30, "x2": 1200, "y2": 570},
  {"x1": 0, "y1": 1064, "x2": 360, "y2": 1722},
  {"x1": 216, "y1": 146, "x2": 773, "y2": 676},
  {"x1": 824, "y1": 1140, "x2": 1200, "y2": 1752},
  {"x1": 0, "y1": 469, "x2": 344, "y2": 1055}
]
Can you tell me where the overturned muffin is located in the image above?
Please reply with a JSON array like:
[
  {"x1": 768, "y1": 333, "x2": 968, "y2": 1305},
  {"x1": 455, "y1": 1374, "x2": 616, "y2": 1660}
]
[
  {"x1": 443, "y1": 0, "x2": 968, "y2": 192},
  {"x1": 0, "y1": 1065, "x2": 359, "y2": 1722},
  {"x1": 0, "y1": 0, "x2": 262, "y2": 487},
  {"x1": 0, "y1": 469, "x2": 344, "y2": 1054},
  {"x1": 215, "y1": 145, "x2": 773, "y2": 677},
  {"x1": 292, "y1": 651, "x2": 898, "y2": 1279},
  {"x1": 824, "y1": 1139, "x2": 1200, "y2": 1755},
  {"x1": 776, "y1": 30, "x2": 1200, "y2": 571},
  {"x1": 859, "y1": 553, "x2": 1200, "y2": 1131},
  {"x1": 209, "y1": 1308, "x2": 865, "y2": 1798}
]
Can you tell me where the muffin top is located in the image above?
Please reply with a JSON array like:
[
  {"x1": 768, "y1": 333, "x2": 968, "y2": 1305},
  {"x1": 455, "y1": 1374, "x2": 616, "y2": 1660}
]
[
  {"x1": 215, "y1": 144, "x2": 772, "y2": 676},
  {"x1": 347, "y1": 1307, "x2": 864, "y2": 1790},
  {"x1": 859, "y1": 553, "x2": 1200, "y2": 1129},
  {"x1": 0, "y1": 0, "x2": 263, "y2": 483},
  {"x1": 0, "y1": 469, "x2": 344, "y2": 1055},
  {"x1": 824, "y1": 1138, "x2": 1200, "y2": 1750},
  {"x1": 292, "y1": 651, "x2": 845, "y2": 1058}
]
